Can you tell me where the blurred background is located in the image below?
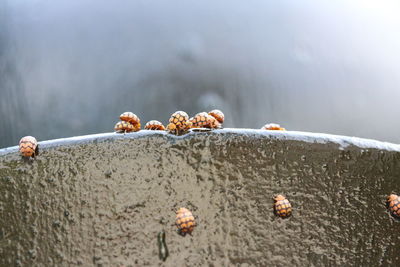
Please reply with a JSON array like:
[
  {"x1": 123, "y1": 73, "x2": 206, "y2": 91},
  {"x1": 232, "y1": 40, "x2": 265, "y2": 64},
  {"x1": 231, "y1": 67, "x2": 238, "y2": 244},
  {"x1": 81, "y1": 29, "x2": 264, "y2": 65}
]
[{"x1": 1, "y1": 0, "x2": 400, "y2": 148}]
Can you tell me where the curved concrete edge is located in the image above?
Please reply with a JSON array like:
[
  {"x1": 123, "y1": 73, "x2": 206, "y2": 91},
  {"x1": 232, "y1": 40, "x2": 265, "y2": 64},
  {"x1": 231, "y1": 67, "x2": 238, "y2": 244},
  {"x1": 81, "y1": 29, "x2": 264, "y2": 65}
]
[{"x1": 1, "y1": 128, "x2": 400, "y2": 156}]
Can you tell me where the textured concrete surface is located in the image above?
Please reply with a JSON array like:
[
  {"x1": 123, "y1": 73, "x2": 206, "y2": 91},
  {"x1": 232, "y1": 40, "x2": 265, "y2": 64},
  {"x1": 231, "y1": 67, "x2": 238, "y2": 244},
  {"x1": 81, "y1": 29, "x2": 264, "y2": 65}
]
[{"x1": 1, "y1": 129, "x2": 400, "y2": 266}]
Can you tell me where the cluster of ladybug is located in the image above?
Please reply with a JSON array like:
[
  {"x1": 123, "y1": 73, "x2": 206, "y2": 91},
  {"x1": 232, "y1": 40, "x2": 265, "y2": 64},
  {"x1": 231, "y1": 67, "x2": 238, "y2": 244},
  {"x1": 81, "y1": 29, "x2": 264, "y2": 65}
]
[
  {"x1": 166, "y1": 109, "x2": 224, "y2": 135},
  {"x1": 114, "y1": 109, "x2": 226, "y2": 135},
  {"x1": 114, "y1": 112, "x2": 142, "y2": 133},
  {"x1": 18, "y1": 108, "x2": 286, "y2": 158},
  {"x1": 114, "y1": 109, "x2": 287, "y2": 135}
]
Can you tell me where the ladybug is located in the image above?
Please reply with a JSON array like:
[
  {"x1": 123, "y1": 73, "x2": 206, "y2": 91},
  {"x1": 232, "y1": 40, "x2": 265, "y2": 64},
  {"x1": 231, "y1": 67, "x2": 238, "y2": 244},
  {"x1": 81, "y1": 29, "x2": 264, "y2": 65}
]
[
  {"x1": 208, "y1": 109, "x2": 224, "y2": 124},
  {"x1": 207, "y1": 115, "x2": 221, "y2": 129},
  {"x1": 19, "y1": 136, "x2": 39, "y2": 158},
  {"x1": 114, "y1": 121, "x2": 137, "y2": 133},
  {"x1": 120, "y1": 112, "x2": 141, "y2": 129},
  {"x1": 145, "y1": 120, "x2": 165, "y2": 130},
  {"x1": 175, "y1": 207, "x2": 196, "y2": 236},
  {"x1": 262, "y1": 123, "x2": 286, "y2": 131},
  {"x1": 190, "y1": 112, "x2": 210, "y2": 128},
  {"x1": 387, "y1": 194, "x2": 400, "y2": 219},
  {"x1": 190, "y1": 112, "x2": 221, "y2": 129},
  {"x1": 273, "y1": 195, "x2": 292, "y2": 218},
  {"x1": 167, "y1": 111, "x2": 192, "y2": 135},
  {"x1": 169, "y1": 111, "x2": 189, "y2": 130}
]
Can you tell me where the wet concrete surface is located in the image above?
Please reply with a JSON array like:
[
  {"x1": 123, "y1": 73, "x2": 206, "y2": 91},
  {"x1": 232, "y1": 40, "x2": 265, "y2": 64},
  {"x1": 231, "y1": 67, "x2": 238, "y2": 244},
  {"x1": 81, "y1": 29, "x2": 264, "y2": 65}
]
[{"x1": 1, "y1": 129, "x2": 400, "y2": 266}]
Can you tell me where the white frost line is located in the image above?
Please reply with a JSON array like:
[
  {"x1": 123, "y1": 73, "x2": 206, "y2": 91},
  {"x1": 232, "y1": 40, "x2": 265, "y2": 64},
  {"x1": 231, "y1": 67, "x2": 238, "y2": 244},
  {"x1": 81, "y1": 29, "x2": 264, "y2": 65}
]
[{"x1": 1, "y1": 129, "x2": 400, "y2": 156}]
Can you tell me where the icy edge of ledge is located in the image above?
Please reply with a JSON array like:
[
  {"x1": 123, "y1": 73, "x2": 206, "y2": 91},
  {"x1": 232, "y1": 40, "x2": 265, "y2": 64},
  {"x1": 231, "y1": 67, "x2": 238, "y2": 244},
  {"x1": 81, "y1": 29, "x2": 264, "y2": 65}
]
[{"x1": 1, "y1": 128, "x2": 399, "y2": 156}]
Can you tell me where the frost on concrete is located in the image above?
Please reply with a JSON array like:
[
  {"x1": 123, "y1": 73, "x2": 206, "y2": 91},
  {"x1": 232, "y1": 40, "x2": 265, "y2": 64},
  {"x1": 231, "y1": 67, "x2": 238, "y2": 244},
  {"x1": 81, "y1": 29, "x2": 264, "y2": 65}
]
[{"x1": 1, "y1": 129, "x2": 399, "y2": 155}]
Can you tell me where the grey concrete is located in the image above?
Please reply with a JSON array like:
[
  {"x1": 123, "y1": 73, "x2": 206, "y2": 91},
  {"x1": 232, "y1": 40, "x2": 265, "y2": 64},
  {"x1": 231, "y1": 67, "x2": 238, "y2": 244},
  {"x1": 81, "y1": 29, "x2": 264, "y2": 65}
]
[{"x1": 1, "y1": 130, "x2": 400, "y2": 266}]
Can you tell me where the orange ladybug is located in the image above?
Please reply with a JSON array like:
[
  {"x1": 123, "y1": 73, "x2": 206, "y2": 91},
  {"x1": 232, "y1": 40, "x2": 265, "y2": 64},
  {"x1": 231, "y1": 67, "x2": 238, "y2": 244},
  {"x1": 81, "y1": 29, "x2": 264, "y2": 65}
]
[
  {"x1": 273, "y1": 195, "x2": 292, "y2": 218},
  {"x1": 387, "y1": 194, "x2": 400, "y2": 219},
  {"x1": 190, "y1": 112, "x2": 210, "y2": 128},
  {"x1": 19, "y1": 136, "x2": 39, "y2": 158},
  {"x1": 169, "y1": 111, "x2": 189, "y2": 129},
  {"x1": 120, "y1": 112, "x2": 141, "y2": 129},
  {"x1": 261, "y1": 123, "x2": 286, "y2": 131},
  {"x1": 208, "y1": 109, "x2": 224, "y2": 124},
  {"x1": 190, "y1": 112, "x2": 221, "y2": 129},
  {"x1": 145, "y1": 120, "x2": 165, "y2": 130},
  {"x1": 168, "y1": 111, "x2": 191, "y2": 135},
  {"x1": 114, "y1": 121, "x2": 137, "y2": 133},
  {"x1": 207, "y1": 115, "x2": 221, "y2": 129},
  {"x1": 175, "y1": 207, "x2": 196, "y2": 236}
]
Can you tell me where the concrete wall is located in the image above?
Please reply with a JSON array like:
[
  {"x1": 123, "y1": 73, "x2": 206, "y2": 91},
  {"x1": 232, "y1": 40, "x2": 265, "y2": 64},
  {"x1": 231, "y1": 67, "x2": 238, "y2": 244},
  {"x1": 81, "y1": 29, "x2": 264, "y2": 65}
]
[{"x1": 1, "y1": 130, "x2": 400, "y2": 266}]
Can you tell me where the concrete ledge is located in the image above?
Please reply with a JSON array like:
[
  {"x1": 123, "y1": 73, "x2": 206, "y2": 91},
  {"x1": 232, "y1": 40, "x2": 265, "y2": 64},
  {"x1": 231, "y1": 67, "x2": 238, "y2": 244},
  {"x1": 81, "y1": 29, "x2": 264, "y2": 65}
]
[
  {"x1": 2, "y1": 129, "x2": 400, "y2": 155},
  {"x1": 1, "y1": 130, "x2": 400, "y2": 266}
]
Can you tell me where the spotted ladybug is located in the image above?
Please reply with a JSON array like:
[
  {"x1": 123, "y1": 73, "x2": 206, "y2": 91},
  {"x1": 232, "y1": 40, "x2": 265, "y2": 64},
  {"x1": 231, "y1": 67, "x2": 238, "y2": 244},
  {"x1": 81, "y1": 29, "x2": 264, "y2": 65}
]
[
  {"x1": 175, "y1": 207, "x2": 196, "y2": 236},
  {"x1": 273, "y1": 195, "x2": 292, "y2": 218},
  {"x1": 145, "y1": 120, "x2": 165, "y2": 130},
  {"x1": 120, "y1": 112, "x2": 141, "y2": 129},
  {"x1": 387, "y1": 194, "x2": 400, "y2": 219},
  {"x1": 262, "y1": 123, "x2": 286, "y2": 131},
  {"x1": 19, "y1": 136, "x2": 39, "y2": 158},
  {"x1": 190, "y1": 112, "x2": 210, "y2": 128},
  {"x1": 169, "y1": 111, "x2": 189, "y2": 129},
  {"x1": 207, "y1": 115, "x2": 221, "y2": 129},
  {"x1": 167, "y1": 111, "x2": 191, "y2": 135},
  {"x1": 208, "y1": 109, "x2": 224, "y2": 124},
  {"x1": 190, "y1": 112, "x2": 221, "y2": 129},
  {"x1": 114, "y1": 121, "x2": 137, "y2": 133}
]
